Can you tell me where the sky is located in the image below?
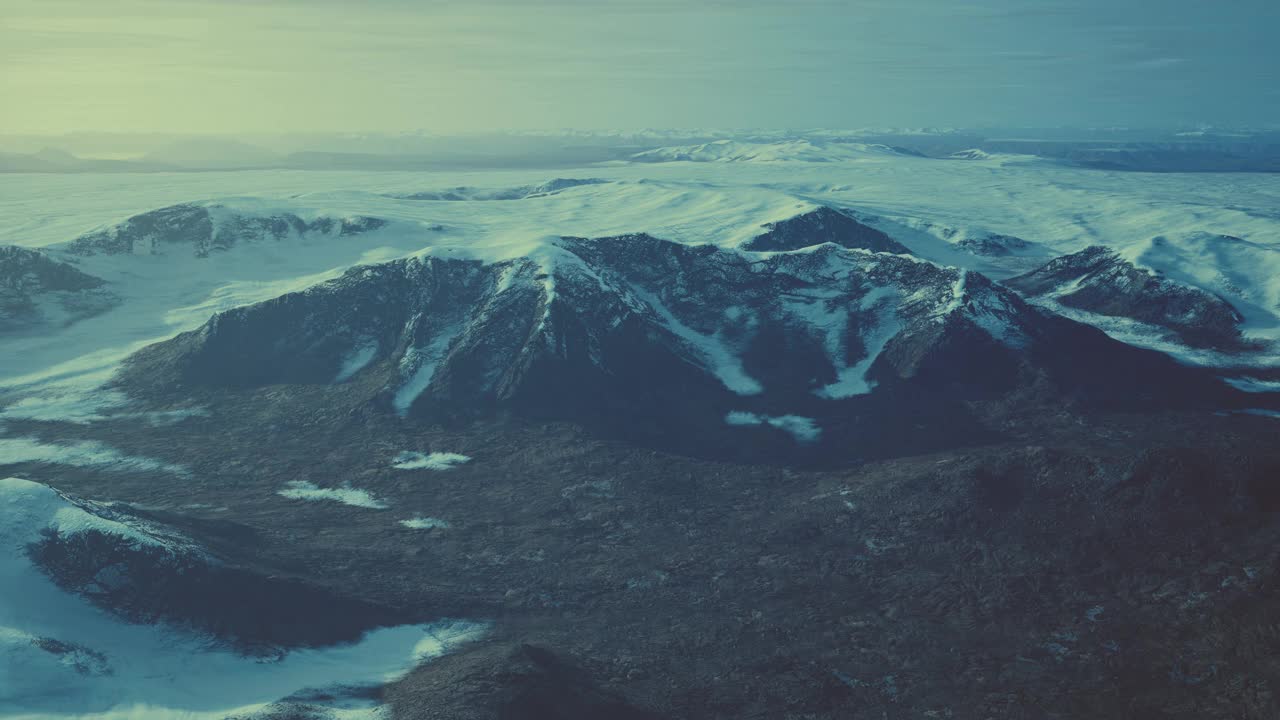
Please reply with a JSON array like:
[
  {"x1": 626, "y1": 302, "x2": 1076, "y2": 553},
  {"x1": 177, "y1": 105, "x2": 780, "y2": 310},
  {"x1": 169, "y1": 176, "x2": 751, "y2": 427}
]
[{"x1": 2, "y1": 0, "x2": 1279, "y2": 134}]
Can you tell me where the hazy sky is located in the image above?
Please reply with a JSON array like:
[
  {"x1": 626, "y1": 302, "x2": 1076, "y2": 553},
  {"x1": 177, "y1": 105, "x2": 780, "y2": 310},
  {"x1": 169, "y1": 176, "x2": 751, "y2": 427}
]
[{"x1": 2, "y1": 0, "x2": 1278, "y2": 134}]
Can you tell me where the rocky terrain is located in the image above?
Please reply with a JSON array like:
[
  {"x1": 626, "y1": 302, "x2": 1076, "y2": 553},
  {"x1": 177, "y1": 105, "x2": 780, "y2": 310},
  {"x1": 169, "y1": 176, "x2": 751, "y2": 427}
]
[
  {"x1": 3, "y1": 193, "x2": 1280, "y2": 719},
  {"x1": 0, "y1": 245, "x2": 118, "y2": 332},
  {"x1": 66, "y1": 202, "x2": 389, "y2": 258},
  {"x1": 118, "y1": 224, "x2": 1249, "y2": 465},
  {"x1": 1006, "y1": 245, "x2": 1251, "y2": 351},
  {"x1": 740, "y1": 207, "x2": 911, "y2": 254}
]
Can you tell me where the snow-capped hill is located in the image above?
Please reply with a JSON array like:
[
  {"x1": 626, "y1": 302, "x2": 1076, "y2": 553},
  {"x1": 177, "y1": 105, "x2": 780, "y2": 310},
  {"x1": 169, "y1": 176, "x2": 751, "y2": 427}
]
[
  {"x1": 395, "y1": 177, "x2": 607, "y2": 201},
  {"x1": 1005, "y1": 245, "x2": 1249, "y2": 351},
  {"x1": 741, "y1": 206, "x2": 912, "y2": 254},
  {"x1": 64, "y1": 202, "x2": 390, "y2": 258},
  {"x1": 630, "y1": 139, "x2": 910, "y2": 163},
  {"x1": 0, "y1": 245, "x2": 119, "y2": 332},
  {"x1": 1123, "y1": 232, "x2": 1280, "y2": 346},
  {"x1": 948, "y1": 149, "x2": 993, "y2": 160},
  {"x1": 120, "y1": 233, "x2": 1237, "y2": 460},
  {"x1": 866, "y1": 215, "x2": 1043, "y2": 259}
]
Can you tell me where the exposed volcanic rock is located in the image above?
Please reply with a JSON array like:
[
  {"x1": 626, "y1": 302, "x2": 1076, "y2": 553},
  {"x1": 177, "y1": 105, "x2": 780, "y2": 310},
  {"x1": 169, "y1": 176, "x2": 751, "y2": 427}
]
[
  {"x1": 119, "y1": 233, "x2": 1242, "y2": 463},
  {"x1": 65, "y1": 203, "x2": 389, "y2": 258},
  {"x1": 1005, "y1": 245, "x2": 1248, "y2": 350},
  {"x1": 742, "y1": 206, "x2": 911, "y2": 253},
  {"x1": 0, "y1": 245, "x2": 118, "y2": 331}
]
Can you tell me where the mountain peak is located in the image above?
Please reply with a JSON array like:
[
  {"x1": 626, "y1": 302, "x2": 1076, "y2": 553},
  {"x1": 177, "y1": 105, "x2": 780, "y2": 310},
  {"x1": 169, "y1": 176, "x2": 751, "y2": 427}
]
[
  {"x1": 120, "y1": 232, "x2": 1237, "y2": 463},
  {"x1": 742, "y1": 206, "x2": 912, "y2": 254},
  {"x1": 1006, "y1": 245, "x2": 1249, "y2": 351}
]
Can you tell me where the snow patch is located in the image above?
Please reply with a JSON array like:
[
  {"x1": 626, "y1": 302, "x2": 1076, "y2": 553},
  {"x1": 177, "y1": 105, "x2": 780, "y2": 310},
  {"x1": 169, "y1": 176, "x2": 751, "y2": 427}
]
[
  {"x1": 0, "y1": 436, "x2": 189, "y2": 476},
  {"x1": 725, "y1": 411, "x2": 822, "y2": 443},
  {"x1": 391, "y1": 451, "x2": 471, "y2": 471},
  {"x1": 630, "y1": 285, "x2": 763, "y2": 395},
  {"x1": 812, "y1": 286, "x2": 901, "y2": 398},
  {"x1": 400, "y1": 516, "x2": 451, "y2": 530},
  {"x1": 1224, "y1": 376, "x2": 1280, "y2": 393},
  {"x1": 335, "y1": 341, "x2": 379, "y2": 382},
  {"x1": 392, "y1": 324, "x2": 464, "y2": 416},
  {"x1": 0, "y1": 371, "x2": 205, "y2": 426},
  {"x1": 277, "y1": 481, "x2": 388, "y2": 510}
]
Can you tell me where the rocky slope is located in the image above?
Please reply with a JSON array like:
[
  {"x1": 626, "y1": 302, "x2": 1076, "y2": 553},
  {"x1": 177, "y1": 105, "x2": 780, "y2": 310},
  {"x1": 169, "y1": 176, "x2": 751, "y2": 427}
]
[
  {"x1": 0, "y1": 245, "x2": 118, "y2": 332},
  {"x1": 741, "y1": 206, "x2": 911, "y2": 254},
  {"x1": 118, "y1": 230, "x2": 1244, "y2": 463},
  {"x1": 65, "y1": 203, "x2": 389, "y2": 258},
  {"x1": 1005, "y1": 245, "x2": 1249, "y2": 351}
]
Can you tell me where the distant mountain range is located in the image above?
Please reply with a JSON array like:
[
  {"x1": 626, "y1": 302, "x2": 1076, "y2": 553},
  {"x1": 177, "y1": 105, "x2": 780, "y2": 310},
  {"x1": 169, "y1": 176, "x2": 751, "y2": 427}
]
[{"x1": 5, "y1": 129, "x2": 1280, "y2": 172}]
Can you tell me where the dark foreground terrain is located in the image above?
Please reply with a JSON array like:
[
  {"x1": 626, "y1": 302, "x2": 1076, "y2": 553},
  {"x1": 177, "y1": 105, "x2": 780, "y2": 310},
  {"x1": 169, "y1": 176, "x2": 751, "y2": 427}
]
[{"x1": 7, "y1": 381, "x2": 1280, "y2": 719}]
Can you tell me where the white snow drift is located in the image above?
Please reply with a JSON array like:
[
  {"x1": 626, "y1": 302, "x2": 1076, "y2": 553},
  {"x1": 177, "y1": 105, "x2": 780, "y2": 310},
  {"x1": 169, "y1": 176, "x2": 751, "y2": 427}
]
[
  {"x1": 277, "y1": 480, "x2": 388, "y2": 510},
  {"x1": 391, "y1": 451, "x2": 471, "y2": 471}
]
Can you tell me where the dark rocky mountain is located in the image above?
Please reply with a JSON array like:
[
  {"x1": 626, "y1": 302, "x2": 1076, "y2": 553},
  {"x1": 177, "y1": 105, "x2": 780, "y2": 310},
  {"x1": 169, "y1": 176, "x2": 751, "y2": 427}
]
[
  {"x1": 65, "y1": 203, "x2": 388, "y2": 258},
  {"x1": 119, "y1": 231, "x2": 1244, "y2": 464},
  {"x1": 0, "y1": 245, "x2": 119, "y2": 332},
  {"x1": 742, "y1": 206, "x2": 911, "y2": 253},
  {"x1": 955, "y1": 232, "x2": 1032, "y2": 257},
  {"x1": 1005, "y1": 245, "x2": 1249, "y2": 350}
]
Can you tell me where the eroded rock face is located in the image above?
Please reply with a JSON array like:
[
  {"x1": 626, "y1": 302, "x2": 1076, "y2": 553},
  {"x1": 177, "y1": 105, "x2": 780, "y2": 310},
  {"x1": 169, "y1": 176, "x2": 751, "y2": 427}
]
[
  {"x1": 118, "y1": 232, "x2": 1240, "y2": 462},
  {"x1": 65, "y1": 203, "x2": 388, "y2": 258},
  {"x1": 1005, "y1": 245, "x2": 1248, "y2": 350},
  {"x1": 0, "y1": 245, "x2": 118, "y2": 332},
  {"x1": 742, "y1": 207, "x2": 912, "y2": 254}
]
